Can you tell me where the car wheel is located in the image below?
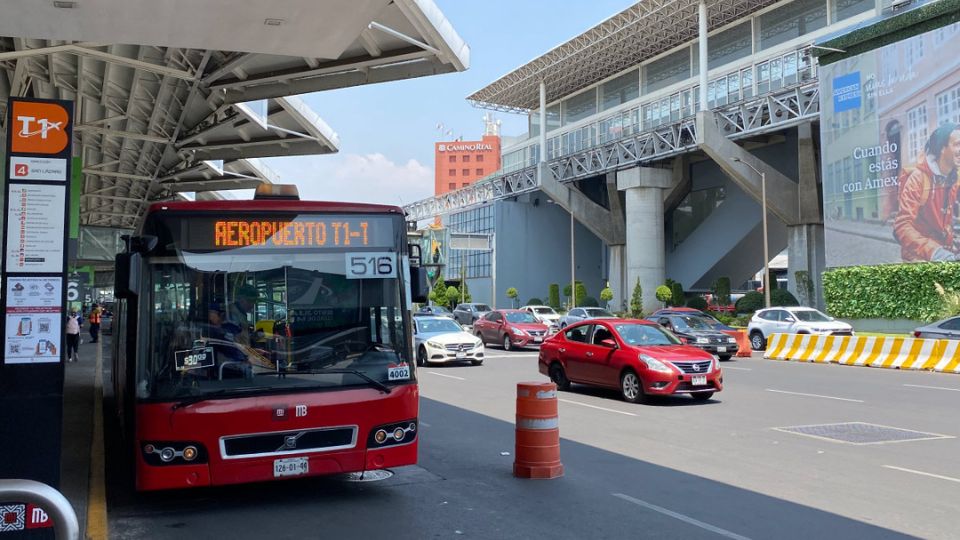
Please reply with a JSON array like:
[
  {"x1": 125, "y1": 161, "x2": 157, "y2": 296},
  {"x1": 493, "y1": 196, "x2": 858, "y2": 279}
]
[
  {"x1": 549, "y1": 363, "x2": 571, "y2": 391},
  {"x1": 750, "y1": 331, "x2": 766, "y2": 351},
  {"x1": 502, "y1": 334, "x2": 513, "y2": 351},
  {"x1": 691, "y1": 392, "x2": 714, "y2": 402},
  {"x1": 718, "y1": 355, "x2": 732, "y2": 362},
  {"x1": 417, "y1": 346, "x2": 429, "y2": 367},
  {"x1": 620, "y1": 370, "x2": 645, "y2": 404}
]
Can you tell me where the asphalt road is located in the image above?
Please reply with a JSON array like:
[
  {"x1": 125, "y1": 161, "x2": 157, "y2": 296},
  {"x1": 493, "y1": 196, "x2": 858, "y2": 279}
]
[{"x1": 105, "y1": 347, "x2": 960, "y2": 539}]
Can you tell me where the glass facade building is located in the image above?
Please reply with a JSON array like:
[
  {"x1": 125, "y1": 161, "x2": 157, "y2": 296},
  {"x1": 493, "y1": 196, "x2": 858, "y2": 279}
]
[{"x1": 446, "y1": 205, "x2": 495, "y2": 279}]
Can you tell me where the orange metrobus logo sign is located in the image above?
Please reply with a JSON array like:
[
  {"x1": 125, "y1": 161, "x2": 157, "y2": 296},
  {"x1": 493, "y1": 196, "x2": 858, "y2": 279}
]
[{"x1": 9, "y1": 100, "x2": 71, "y2": 155}]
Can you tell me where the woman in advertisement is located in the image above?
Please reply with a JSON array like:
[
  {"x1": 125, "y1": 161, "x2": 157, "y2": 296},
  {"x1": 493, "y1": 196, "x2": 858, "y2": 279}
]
[{"x1": 893, "y1": 123, "x2": 960, "y2": 262}]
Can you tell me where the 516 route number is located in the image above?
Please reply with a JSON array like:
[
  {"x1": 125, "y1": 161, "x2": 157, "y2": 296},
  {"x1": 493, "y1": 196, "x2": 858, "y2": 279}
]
[{"x1": 346, "y1": 252, "x2": 396, "y2": 279}]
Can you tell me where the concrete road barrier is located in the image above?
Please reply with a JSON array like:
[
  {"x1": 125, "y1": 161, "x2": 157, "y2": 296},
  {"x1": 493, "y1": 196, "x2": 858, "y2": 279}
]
[{"x1": 764, "y1": 333, "x2": 960, "y2": 373}]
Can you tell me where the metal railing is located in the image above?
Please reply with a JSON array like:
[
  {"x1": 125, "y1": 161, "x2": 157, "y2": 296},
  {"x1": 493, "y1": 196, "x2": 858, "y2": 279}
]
[{"x1": 0, "y1": 479, "x2": 80, "y2": 539}]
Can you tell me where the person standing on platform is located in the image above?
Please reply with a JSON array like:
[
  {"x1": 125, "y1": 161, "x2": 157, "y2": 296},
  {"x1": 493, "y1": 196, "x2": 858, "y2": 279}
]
[
  {"x1": 88, "y1": 303, "x2": 102, "y2": 343},
  {"x1": 66, "y1": 309, "x2": 81, "y2": 362}
]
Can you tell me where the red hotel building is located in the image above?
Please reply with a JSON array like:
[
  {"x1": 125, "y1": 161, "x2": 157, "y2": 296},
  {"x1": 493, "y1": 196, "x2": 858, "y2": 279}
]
[{"x1": 434, "y1": 134, "x2": 501, "y2": 196}]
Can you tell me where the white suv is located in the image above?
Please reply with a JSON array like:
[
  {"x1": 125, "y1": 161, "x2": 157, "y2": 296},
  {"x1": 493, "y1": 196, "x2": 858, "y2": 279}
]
[
  {"x1": 520, "y1": 305, "x2": 561, "y2": 327},
  {"x1": 747, "y1": 307, "x2": 854, "y2": 350}
]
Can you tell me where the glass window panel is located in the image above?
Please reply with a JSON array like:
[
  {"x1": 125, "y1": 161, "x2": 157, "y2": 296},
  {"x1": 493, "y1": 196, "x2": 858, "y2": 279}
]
[
  {"x1": 728, "y1": 72, "x2": 740, "y2": 102},
  {"x1": 529, "y1": 112, "x2": 540, "y2": 137},
  {"x1": 757, "y1": 0, "x2": 828, "y2": 51},
  {"x1": 770, "y1": 58, "x2": 782, "y2": 91},
  {"x1": 600, "y1": 70, "x2": 640, "y2": 111},
  {"x1": 783, "y1": 52, "x2": 798, "y2": 85},
  {"x1": 546, "y1": 104, "x2": 561, "y2": 132},
  {"x1": 708, "y1": 22, "x2": 753, "y2": 70},
  {"x1": 643, "y1": 48, "x2": 692, "y2": 94},
  {"x1": 832, "y1": 0, "x2": 873, "y2": 22},
  {"x1": 562, "y1": 88, "x2": 597, "y2": 125},
  {"x1": 741, "y1": 67, "x2": 754, "y2": 98}
]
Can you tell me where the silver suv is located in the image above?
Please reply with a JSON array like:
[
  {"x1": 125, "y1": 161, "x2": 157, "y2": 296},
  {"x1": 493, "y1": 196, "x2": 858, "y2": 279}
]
[
  {"x1": 453, "y1": 303, "x2": 492, "y2": 326},
  {"x1": 747, "y1": 307, "x2": 854, "y2": 350}
]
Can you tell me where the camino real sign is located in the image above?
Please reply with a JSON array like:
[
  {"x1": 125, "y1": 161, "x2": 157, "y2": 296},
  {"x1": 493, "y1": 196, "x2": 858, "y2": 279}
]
[
  {"x1": 819, "y1": 26, "x2": 960, "y2": 267},
  {"x1": 0, "y1": 97, "x2": 73, "y2": 489}
]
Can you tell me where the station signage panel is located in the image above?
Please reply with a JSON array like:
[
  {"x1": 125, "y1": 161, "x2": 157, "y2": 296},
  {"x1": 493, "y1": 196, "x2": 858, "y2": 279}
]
[{"x1": 0, "y1": 97, "x2": 73, "y2": 489}]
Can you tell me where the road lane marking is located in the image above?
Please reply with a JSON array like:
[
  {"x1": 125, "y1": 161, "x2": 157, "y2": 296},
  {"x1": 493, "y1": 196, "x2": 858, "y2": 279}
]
[
  {"x1": 721, "y1": 366, "x2": 752, "y2": 371},
  {"x1": 883, "y1": 465, "x2": 960, "y2": 484},
  {"x1": 426, "y1": 371, "x2": 465, "y2": 381},
  {"x1": 765, "y1": 389, "x2": 863, "y2": 403},
  {"x1": 87, "y1": 339, "x2": 108, "y2": 540},
  {"x1": 903, "y1": 383, "x2": 960, "y2": 393},
  {"x1": 559, "y1": 398, "x2": 637, "y2": 416},
  {"x1": 484, "y1": 353, "x2": 539, "y2": 359},
  {"x1": 612, "y1": 493, "x2": 752, "y2": 540}
]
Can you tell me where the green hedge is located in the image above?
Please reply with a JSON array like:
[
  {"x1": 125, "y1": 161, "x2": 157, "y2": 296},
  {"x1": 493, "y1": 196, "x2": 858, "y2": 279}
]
[{"x1": 823, "y1": 262, "x2": 960, "y2": 322}]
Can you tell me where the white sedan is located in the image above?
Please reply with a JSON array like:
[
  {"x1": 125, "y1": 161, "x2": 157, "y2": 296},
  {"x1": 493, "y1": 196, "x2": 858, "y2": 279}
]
[
  {"x1": 413, "y1": 316, "x2": 484, "y2": 366},
  {"x1": 520, "y1": 305, "x2": 562, "y2": 327}
]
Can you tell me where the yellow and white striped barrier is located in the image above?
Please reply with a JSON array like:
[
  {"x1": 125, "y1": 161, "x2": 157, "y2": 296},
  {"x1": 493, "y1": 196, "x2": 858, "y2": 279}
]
[{"x1": 764, "y1": 333, "x2": 960, "y2": 373}]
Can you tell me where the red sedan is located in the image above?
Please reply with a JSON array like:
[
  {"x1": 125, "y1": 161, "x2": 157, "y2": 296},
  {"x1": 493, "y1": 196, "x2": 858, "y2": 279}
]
[
  {"x1": 538, "y1": 318, "x2": 722, "y2": 403},
  {"x1": 473, "y1": 309, "x2": 550, "y2": 351}
]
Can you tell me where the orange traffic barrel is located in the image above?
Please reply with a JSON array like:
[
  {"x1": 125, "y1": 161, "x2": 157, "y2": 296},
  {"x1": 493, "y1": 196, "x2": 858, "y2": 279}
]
[
  {"x1": 721, "y1": 329, "x2": 753, "y2": 357},
  {"x1": 514, "y1": 381, "x2": 563, "y2": 479}
]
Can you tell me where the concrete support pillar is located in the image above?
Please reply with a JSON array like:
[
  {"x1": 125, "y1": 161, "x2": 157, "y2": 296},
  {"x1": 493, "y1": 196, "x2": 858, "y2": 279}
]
[
  {"x1": 539, "y1": 81, "x2": 547, "y2": 164},
  {"x1": 618, "y1": 167, "x2": 672, "y2": 314},
  {"x1": 787, "y1": 224, "x2": 826, "y2": 309},
  {"x1": 608, "y1": 244, "x2": 626, "y2": 312},
  {"x1": 789, "y1": 122, "x2": 826, "y2": 309},
  {"x1": 698, "y1": 1, "x2": 709, "y2": 112}
]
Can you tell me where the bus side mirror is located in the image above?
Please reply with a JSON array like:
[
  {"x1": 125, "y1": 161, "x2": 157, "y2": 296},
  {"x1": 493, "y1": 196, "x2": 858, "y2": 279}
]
[
  {"x1": 410, "y1": 266, "x2": 428, "y2": 303},
  {"x1": 115, "y1": 252, "x2": 141, "y2": 298}
]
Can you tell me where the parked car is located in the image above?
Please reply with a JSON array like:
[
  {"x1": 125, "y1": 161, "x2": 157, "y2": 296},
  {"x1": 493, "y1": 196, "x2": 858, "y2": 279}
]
[
  {"x1": 453, "y1": 303, "x2": 492, "y2": 326},
  {"x1": 520, "y1": 305, "x2": 562, "y2": 327},
  {"x1": 652, "y1": 314, "x2": 738, "y2": 360},
  {"x1": 558, "y1": 307, "x2": 615, "y2": 328},
  {"x1": 539, "y1": 318, "x2": 721, "y2": 403},
  {"x1": 473, "y1": 309, "x2": 550, "y2": 351},
  {"x1": 913, "y1": 316, "x2": 960, "y2": 339},
  {"x1": 747, "y1": 307, "x2": 854, "y2": 350},
  {"x1": 648, "y1": 308, "x2": 732, "y2": 331},
  {"x1": 413, "y1": 316, "x2": 484, "y2": 366},
  {"x1": 415, "y1": 305, "x2": 455, "y2": 318}
]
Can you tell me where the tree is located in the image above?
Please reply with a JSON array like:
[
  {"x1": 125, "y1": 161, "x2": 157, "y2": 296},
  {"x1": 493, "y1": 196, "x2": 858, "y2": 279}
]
[
  {"x1": 506, "y1": 287, "x2": 519, "y2": 308},
  {"x1": 575, "y1": 282, "x2": 588, "y2": 307},
  {"x1": 600, "y1": 283, "x2": 614, "y2": 309},
  {"x1": 670, "y1": 281, "x2": 685, "y2": 307},
  {"x1": 630, "y1": 278, "x2": 644, "y2": 317},
  {"x1": 563, "y1": 283, "x2": 573, "y2": 299},
  {"x1": 655, "y1": 284, "x2": 672, "y2": 307},
  {"x1": 444, "y1": 286, "x2": 461, "y2": 309},
  {"x1": 686, "y1": 296, "x2": 708, "y2": 310},
  {"x1": 548, "y1": 284, "x2": 561, "y2": 310},
  {"x1": 712, "y1": 276, "x2": 731, "y2": 306}
]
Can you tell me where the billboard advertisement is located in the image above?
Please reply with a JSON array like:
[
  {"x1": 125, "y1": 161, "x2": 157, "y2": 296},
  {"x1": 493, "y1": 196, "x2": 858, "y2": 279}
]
[{"x1": 820, "y1": 23, "x2": 960, "y2": 267}]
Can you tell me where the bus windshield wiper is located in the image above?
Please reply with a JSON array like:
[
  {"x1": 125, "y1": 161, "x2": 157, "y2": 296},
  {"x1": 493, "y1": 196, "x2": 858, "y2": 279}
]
[{"x1": 295, "y1": 368, "x2": 392, "y2": 394}]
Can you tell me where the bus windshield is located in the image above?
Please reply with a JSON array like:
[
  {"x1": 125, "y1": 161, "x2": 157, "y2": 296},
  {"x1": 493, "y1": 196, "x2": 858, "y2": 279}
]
[{"x1": 140, "y1": 212, "x2": 411, "y2": 402}]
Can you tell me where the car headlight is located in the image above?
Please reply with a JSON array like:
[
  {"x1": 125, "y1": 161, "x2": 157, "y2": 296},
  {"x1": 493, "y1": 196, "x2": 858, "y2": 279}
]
[
  {"x1": 426, "y1": 340, "x2": 443, "y2": 349},
  {"x1": 511, "y1": 327, "x2": 525, "y2": 336},
  {"x1": 727, "y1": 337, "x2": 737, "y2": 343},
  {"x1": 696, "y1": 338, "x2": 709, "y2": 344},
  {"x1": 473, "y1": 339, "x2": 483, "y2": 348},
  {"x1": 639, "y1": 354, "x2": 674, "y2": 374},
  {"x1": 713, "y1": 357, "x2": 721, "y2": 372}
]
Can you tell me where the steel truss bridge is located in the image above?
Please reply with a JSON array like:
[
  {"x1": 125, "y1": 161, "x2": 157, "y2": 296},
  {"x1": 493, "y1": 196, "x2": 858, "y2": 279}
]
[{"x1": 404, "y1": 81, "x2": 819, "y2": 222}]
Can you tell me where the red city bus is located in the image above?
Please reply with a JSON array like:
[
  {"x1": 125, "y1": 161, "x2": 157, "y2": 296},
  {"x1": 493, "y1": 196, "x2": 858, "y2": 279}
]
[{"x1": 112, "y1": 185, "x2": 427, "y2": 491}]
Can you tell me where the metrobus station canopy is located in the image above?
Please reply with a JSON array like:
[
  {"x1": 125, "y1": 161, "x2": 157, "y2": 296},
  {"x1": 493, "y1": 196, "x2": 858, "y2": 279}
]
[{"x1": 0, "y1": 0, "x2": 469, "y2": 233}]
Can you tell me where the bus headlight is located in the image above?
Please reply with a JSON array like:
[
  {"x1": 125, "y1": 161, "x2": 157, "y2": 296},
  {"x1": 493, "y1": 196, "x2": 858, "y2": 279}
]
[
  {"x1": 141, "y1": 441, "x2": 208, "y2": 466},
  {"x1": 367, "y1": 420, "x2": 418, "y2": 448}
]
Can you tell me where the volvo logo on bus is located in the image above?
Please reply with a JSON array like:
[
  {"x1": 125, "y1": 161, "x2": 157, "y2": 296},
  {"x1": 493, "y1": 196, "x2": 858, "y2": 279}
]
[{"x1": 280, "y1": 432, "x2": 305, "y2": 451}]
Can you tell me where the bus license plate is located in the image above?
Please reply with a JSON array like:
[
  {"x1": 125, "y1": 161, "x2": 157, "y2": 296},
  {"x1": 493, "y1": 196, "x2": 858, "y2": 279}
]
[
  {"x1": 274, "y1": 457, "x2": 309, "y2": 477},
  {"x1": 691, "y1": 375, "x2": 707, "y2": 386}
]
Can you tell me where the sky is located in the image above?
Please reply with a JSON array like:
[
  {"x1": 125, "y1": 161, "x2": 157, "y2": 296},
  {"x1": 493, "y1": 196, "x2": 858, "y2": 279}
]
[{"x1": 262, "y1": 0, "x2": 636, "y2": 207}]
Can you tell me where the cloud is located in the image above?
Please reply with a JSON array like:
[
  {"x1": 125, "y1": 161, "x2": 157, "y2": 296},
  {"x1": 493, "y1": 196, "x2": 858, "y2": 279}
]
[{"x1": 265, "y1": 153, "x2": 432, "y2": 207}]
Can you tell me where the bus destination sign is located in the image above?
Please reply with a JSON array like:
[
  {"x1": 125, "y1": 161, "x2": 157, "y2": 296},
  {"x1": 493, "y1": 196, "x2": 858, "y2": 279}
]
[{"x1": 172, "y1": 214, "x2": 397, "y2": 252}]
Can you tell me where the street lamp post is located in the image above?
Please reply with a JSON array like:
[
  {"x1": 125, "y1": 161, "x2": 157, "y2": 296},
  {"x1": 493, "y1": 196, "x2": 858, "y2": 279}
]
[
  {"x1": 732, "y1": 157, "x2": 770, "y2": 309},
  {"x1": 570, "y1": 211, "x2": 576, "y2": 309}
]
